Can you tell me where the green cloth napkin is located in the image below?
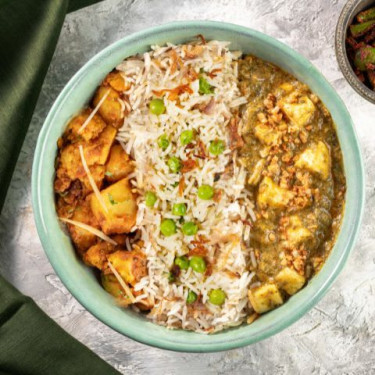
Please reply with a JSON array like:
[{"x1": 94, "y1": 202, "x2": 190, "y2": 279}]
[
  {"x1": 0, "y1": 275, "x2": 120, "y2": 374},
  {"x1": 0, "y1": 0, "x2": 120, "y2": 373}
]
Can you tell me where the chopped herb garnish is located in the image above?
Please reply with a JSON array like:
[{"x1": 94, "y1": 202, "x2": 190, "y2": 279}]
[
  {"x1": 108, "y1": 193, "x2": 118, "y2": 205},
  {"x1": 199, "y1": 76, "x2": 214, "y2": 95},
  {"x1": 105, "y1": 171, "x2": 113, "y2": 177}
]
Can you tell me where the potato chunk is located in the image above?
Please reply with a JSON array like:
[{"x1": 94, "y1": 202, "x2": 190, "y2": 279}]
[
  {"x1": 65, "y1": 109, "x2": 106, "y2": 142},
  {"x1": 103, "y1": 71, "x2": 130, "y2": 92},
  {"x1": 284, "y1": 215, "x2": 312, "y2": 246},
  {"x1": 67, "y1": 201, "x2": 98, "y2": 253},
  {"x1": 280, "y1": 95, "x2": 315, "y2": 129},
  {"x1": 254, "y1": 123, "x2": 281, "y2": 146},
  {"x1": 107, "y1": 250, "x2": 147, "y2": 286},
  {"x1": 101, "y1": 273, "x2": 124, "y2": 298},
  {"x1": 105, "y1": 144, "x2": 134, "y2": 183},
  {"x1": 248, "y1": 283, "x2": 283, "y2": 314},
  {"x1": 90, "y1": 178, "x2": 137, "y2": 234},
  {"x1": 275, "y1": 267, "x2": 306, "y2": 295},
  {"x1": 93, "y1": 86, "x2": 124, "y2": 128},
  {"x1": 295, "y1": 141, "x2": 331, "y2": 180},
  {"x1": 82, "y1": 125, "x2": 117, "y2": 166},
  {"x1": 257, "y1": 176, "x2": 294, "y2": 209},
  {"x1": 83, "y1": 242, "x2": 116, "y2": 269}
]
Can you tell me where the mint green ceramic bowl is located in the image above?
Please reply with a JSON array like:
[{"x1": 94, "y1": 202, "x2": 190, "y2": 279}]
[{"x1": 32, "y1": 21, "x2": 365, "y2": 352}]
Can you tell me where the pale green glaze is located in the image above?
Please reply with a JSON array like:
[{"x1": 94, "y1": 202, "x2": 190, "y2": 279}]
[{"x1": 32, "y1": 21, "x2": 365, "y2": 352}]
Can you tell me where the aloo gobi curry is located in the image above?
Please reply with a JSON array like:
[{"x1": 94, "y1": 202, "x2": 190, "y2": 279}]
[{"x1": 54, "y1": 39, "x2": 345, "y2": 332}]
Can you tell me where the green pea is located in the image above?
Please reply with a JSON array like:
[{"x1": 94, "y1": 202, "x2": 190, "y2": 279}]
[
  {"x1": 208, "y1": 289, "x2": 226, "y2": 305},
  {"x1": 180, "y1": 130, "x2": 194, "y2": 146},
  {"x1": 149, "y1": 98, "x2": 166, "y2": 115},
  {"x1": 172, "y1": 203, "x2": 187, "y2": 216},
  {"x1": 167, "y1": 156, "x2": 182, "y2": 173},
  {"x1": 209, "y1": 140, "x2": 225, "y2": 156},
  {"x1": 199, "y1": 76, "x2": 214, "y2": 95},
  {"x1": 175, "y1": 256, "x2": 189, "y2": 270},
  {"x1": 145, "y1": 191, "x2": 157, "y2": 207},
  {"x1": 186, "y1": 290, "x2": 197, "y2": 304},
  {"x1": 189, "y1": 256, "x2": 206, "y2": 273},
  {"x1": 181, "y1": 221, "x2": 198, "y2": 236},
  {"x1": 158, "y1": 134, "x2": 170, "y2": 150},
  {"x1": 160, "y1": 219, "x2": 176, "y2": 236},
  {"x1": 197, "y1": 184, "x2": 214, "y2": 200}
]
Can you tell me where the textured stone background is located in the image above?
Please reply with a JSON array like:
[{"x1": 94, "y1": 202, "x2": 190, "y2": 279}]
[{"x1": 0, "y1": 0, "x2": 374, "y2": 374}]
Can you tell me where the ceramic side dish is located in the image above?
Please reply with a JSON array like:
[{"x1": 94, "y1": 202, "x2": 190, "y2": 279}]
[{"x1": 32, "y1": 21, "x2": 365, "y2": 352}]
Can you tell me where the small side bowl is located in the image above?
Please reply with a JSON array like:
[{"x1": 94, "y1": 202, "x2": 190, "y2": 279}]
[
  {"x1": 32, "y1": 21, "x2": 365, "y2": 352},
  {"x1": 336, "y1": 0, "x2": 375, "y2": 104}
]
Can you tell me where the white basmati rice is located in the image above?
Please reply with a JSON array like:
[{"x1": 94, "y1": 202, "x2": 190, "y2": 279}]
[{"x1": 116, "y1": 39, "x2": 256, "y2": 333}]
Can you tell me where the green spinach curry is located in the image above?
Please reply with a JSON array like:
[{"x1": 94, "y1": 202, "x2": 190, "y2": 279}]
[{"x1": 238, "y1": 56, "x2": 346, "y2": 316}]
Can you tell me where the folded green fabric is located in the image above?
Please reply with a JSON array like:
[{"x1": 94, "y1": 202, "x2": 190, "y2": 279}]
[
  {"x1": 0, "y1": 275, "x2": 120, "y2": 374},
  {"x1": 0, "y1": 0, "x2": 120, "y2": 373},
  {"x1": 0, "y1": 0, "x2": 101, "y2": 212}
]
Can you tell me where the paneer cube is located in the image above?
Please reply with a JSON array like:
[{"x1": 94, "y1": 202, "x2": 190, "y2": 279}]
[
  {"x1": 105, "y1": 144, "x2": 134, "y2": 183},
  {"x1": 295, "y1": 141, "x2": 331, "y2": 180},
  {"x1": 248, "y1": 283, "x2": 283, "y2": 314},
  {"x1": 80, "y1": 165, "x2": 106, "y2": 195},
  {"x1": 284, "y1": 215, "x2": 312, "y2": 246},
  {"x1": 103, "y1": 71, "x2": 130, "y2": 92},
  {"x1": 65, "y1": 109, "x2": 106, "y2": 142},
  {"x1": 67, "y1": 202, "x2": 98, "y2": 253},
  {"x1": 275, "y1": 267, "x2": 306, "y2": 295},
  {"x1": 254, "y1": 123, "x2": 281, "y2": 146},
  {"x1": 107, "y1": 250, "x2": 147, "y2": 286},
  {"x1": 90, "y1": 178, "x2": 137, "y2": 234},
  {"x1": 257, "y1": 176, "x2": 294, "y2": 209},
  {"x1": 279, "y1": 95, "x2": 315, "y2": 129},
  {"x1": 93, "y1": 86, "x2": 124, "y2": 128},
  {"x1": 83, "y1": 125, "x2": 117, "y2": 166},
  {"x1": 83, "y1": 241, "x2": 116, "y2": 269}
]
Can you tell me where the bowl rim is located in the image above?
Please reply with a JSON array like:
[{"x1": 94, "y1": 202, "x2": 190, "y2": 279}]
[
  {"x1": 32, "y1": 20, "x2": 365, "y2": 352},
  {"x1": 335, "y1": 0, "x2": 375, "y2": 104}
]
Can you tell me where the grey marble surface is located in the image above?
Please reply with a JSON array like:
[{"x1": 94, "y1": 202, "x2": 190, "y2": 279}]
[{"x1": 1, "y1": 0, "x2": 374, "y2": 374}]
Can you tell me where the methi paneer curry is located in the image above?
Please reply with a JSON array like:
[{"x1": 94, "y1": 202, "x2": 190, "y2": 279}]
[{"x1": 238, "y1": 56, "x2": 346, "y2": 314}]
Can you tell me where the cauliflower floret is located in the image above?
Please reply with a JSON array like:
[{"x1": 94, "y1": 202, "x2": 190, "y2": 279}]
[
  {"x1": 83, "y1": 241, "x2": 116, "y2": 269},
  {"x1": 103, "y1": 71, "x2": 130, "y2": 92},
  {"x1": 295, "y1": 141, "x2": 331, "y2": 180},
  {"x1": 66, "y1": 201, "x2": 98, "y2": 254},
  {"x1": 65, "y1": 109, "x2": 106, "y2": 142}
]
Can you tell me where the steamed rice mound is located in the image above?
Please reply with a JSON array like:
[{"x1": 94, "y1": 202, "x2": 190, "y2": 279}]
[{"x1": 116, "y1": 39, "x2": 256, "y2": 332}]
